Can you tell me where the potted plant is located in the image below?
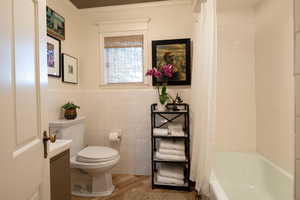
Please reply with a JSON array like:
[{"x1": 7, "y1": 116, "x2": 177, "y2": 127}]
[
  {"x1": 146, "y1": 64, "x2": 174, "y2": 111},
  {"x1": 62, "y1": 102, "x2": 80, "y2": 120}
]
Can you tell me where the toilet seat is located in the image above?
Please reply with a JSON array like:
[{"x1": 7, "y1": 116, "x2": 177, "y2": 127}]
[
  {"x1": 70, "y1": 155, "x2": 120, "y2": 169},
  {"x1": 77, "y1": 146, "x2": 119, "y2": 163}
]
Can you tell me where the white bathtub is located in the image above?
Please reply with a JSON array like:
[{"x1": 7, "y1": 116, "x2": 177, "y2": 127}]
[{"x1": 210, "y1": 152, "x2": 293, "y2": 200}]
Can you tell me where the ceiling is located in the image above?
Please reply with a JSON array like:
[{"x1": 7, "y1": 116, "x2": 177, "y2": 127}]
[{"x1": 70, "y1": 0, "x2": 167, "y2": 9}]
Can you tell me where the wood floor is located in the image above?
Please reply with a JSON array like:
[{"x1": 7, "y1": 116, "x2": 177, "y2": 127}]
[{"x1": 72, "y1": 174, "x2": 197, "y2": 200}]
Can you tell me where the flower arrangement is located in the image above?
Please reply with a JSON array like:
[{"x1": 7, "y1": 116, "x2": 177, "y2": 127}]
[{"x1": 146, "y1": 64, "x2": 174, "y2": 109}]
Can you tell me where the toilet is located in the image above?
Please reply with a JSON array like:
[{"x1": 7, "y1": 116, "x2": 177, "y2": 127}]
[{"x1": 49, "y1": 116, "x2": 120, "y2": 197}]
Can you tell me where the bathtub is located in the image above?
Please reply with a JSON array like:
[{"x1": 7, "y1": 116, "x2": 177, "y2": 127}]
[{"x1": 210, "y1": 152, "x2": 293, "y2": 200}]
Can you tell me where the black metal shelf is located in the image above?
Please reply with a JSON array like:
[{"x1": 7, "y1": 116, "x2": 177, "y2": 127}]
[
  {"x1": 153, "y1": 159, "x2": 189, "y2": 163},
  {"x1": 153, "y1": 172, "x2": 189, "y2": 191},
  {"x1": 151, "y1": 103, "x2": 191, "y2": 191},
  {"x1": 153, "y1": 134, "x2": 188, "y2": 139}
]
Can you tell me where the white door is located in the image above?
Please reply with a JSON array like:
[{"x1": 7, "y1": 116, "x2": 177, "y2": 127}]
[{"x1": 0, "y1": 0, "x2": 50, "y2": 200}]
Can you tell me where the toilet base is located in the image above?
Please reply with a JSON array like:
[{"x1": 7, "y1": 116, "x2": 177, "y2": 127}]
[
  {"x1": 71, "y1": 168, "x2": 116, "y2": 197},
  {"x1": 72, "y1": 185, "x2": 115, "y2": 197}
]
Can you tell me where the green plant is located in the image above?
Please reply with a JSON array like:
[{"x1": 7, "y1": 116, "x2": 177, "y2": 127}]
[
  {"x1": 62, "y1": 102, "x2": 80, "y2": 110},
  {"x1": 159, "y1": 85, "x2": 169, "y2": 104}
]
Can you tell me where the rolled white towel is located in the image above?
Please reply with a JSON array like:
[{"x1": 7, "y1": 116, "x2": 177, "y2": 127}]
[
  {"x1": 170, "y1": 130, "x2": 185, "y2": 137},
  {"x1": 155, "y1": 151, "x2": 186, "y2": 161},
  {"x1": 159, "y1": 139, "x2": 185, "y2": 151},
  {"x1": 159, "y1": 148, "x2": 185, "y2": 156},
  {"x1": 157, "y1": 174, "x2": 184, "y2": 185},
  {"x1": 158, "y1": 164, "x2": 185, "y2": 180},
  {"x1": 153, "y1": 128, "x2": 169, "y2": 136}
]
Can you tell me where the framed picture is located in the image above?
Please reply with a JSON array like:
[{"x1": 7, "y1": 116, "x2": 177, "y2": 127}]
[
  {"x1": 152, "y1": 38, "x2": 191, "y2": 86},
  {"x1": 47, "y1": 35, "x2": 61, "y2": 77},
  {"x1": 62, "y1": 54, "x2": 78, "y2": 84},
  {"x1": 47, "y1": 6, "x2": 65, "y2": 40}
]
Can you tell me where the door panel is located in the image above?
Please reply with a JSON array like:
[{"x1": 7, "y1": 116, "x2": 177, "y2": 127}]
[
  {"x1": 14, "y1": 0, "x2": 39, "y2": 146},
  {"x1": 0, "y1": 0, "x2": 49, "y2": 199},
  {"x1": 0, "y1": 0, "x2": 16, "y2": 199}
]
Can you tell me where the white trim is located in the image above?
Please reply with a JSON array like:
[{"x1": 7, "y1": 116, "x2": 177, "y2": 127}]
[
  {"x1": 13, "y1": 139, "x2": 40, "y2": 158},
  {"x1": 78, "y1": 0, "x2": 192, "y2": 14},
  {"x1": 97, "y1": 18, "x2": 150, "y2": 33}
]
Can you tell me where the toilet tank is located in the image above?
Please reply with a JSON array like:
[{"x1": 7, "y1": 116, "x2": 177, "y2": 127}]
[{"x1": 49, "y1": 117, "x2": 86, "y2": 157}]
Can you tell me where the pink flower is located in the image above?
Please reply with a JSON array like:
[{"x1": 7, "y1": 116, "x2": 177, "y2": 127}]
[
  {"x1": 161, "y1": 64, "x2": 173, "y2": 78},
  {"x1": 146, "y1": 68, "x2": 162, "y2": 79},
  {"x1": 154, "y1": 71, "x2": 161, "y2": 78},
  {"x1": 146, "y1": 69, "x2": 155, "y2": 76}
]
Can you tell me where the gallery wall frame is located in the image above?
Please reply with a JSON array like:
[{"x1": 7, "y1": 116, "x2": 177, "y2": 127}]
[
  {"x1": 62, "y1": 53, "x2": 78, "y2": 84},
  {"x1": 47, "y1": 34, "x2": 61, "y2": 78},
  {"x1": 152, "y1": 38, "x2": 191, "y2": 86},
  {"x1": 47, "y1": 6, "x2": 65, "y2": 41}
]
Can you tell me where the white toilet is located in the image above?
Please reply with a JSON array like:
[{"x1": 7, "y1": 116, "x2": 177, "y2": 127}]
[{"x1": 49, "y1": 117, "x2": 120, "y2": 197}]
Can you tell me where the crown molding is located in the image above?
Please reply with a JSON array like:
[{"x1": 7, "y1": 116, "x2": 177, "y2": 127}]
[
  {"x1": 78, "y1": 0, "x2": 192, "y2": 15},
  {"x1": 96, "y1": 18, "x2": 151, "y2": 26},
  {"x1": 96, "y1": 18, "x2": 151, "y2": 32}
]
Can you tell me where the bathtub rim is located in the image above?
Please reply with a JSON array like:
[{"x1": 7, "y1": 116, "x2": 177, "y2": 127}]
[
  {"x1": 210, "y1": 172, "x2": 229, "y2": 200},
  {"x1": 209, "y1": 152, "x2": 294, "y2": 200}
]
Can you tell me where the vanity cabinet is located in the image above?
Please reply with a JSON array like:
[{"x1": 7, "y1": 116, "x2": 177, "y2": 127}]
[{"x1": 50, "y1": 150, "x2": 71, "y2": 200}]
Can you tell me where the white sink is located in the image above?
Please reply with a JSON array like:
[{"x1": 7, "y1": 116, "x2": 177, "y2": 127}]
[{"x1": 49, "y1": 139, "x2": 72, "y2": 158}]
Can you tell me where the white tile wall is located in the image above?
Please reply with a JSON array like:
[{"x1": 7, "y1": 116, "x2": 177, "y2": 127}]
[
  {"x1": 296, "y1": 1, "x2": 300, "y2": 198},
  {"x1": 296, "y1": 118, "x2": 300, "y2": 159},
  {"x1": 296, "y1": 0, "x2": 300, "y2": 32},
  {"x1": 296, "y1": 76, "x2": 300, "y2": 117},
  {"x1": 296, "y1": 33, "x2": 300, "y2": 75},
  {"x1": 82, "y1": 88, "x2": 191, "y2": 175},
  {"x1": 47, "y1": 89, "x2": 84, "y2": 122},
  {"x1": 297, "y1": 160, "x2": 300, "y2": 199}
]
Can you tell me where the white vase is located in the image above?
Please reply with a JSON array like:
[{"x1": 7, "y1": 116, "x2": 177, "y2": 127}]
[{"x1": 157, "y1": 102, "x2": 167, "y2": 111}]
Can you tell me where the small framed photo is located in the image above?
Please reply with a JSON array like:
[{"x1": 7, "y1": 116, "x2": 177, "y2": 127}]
[
  {"x1": 47, "y1": 6, "x2": 65, "y2": 40},
  {"x1": 47, "y1": 35, "x2": 61, "y2": 77},
  {"x1": 62, "y1": 54, "x2": 78, "y2": 84},
  {"x1": 152, "y1": 38, "x2": 191, "y2": 86}
]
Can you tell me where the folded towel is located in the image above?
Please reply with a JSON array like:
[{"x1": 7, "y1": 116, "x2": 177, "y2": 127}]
[
  {"x1": 168, "y1": 123, "x2": 183, "y2": 132},
  {"x1": 159, "y1": 139, "x2": 185, "y2": 151},
  {"x1": 157, "y1": 174, "x2": 184, "y2": 185},
  {"x1": 170, "y1": 130, "x2": 185, "y2": 137},
  {"x1": 158, "y1": 164, "x2": 185, "y2": 180},
  {"x1": 153, "y1": 128, "x2": 169, "y2": 136},
  {"x1": 159, "y1": 148, "x2": 185, "y2": 156},
  {"x1": 155, "y1": 152, "x2": 186, "y2": 161}
]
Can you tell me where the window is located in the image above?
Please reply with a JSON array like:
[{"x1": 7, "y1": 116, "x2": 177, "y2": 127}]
[{"x1": 104, "y1": 35, "x2": 144, "y2": 84}]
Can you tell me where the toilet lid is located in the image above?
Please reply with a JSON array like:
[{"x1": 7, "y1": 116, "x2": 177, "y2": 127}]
[{"x1": 77, "y1": 146, "x2": 119, "y2": 163}]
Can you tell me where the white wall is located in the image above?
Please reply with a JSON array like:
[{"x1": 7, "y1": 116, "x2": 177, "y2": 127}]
[
  {"x1": 215, "y1": 6, "x2": 257, "y2": 152},
  {"x1": 255, "y1": 0, "x2": 294, "y2": 174},
  {"x1": 46, "y1": 0, "x2": 87, "y2": 121},
  {"x1": 68, "y1": 1, "x2": 193, "y2": 175},
  {"x1": 216, "y1": 0, "x2": 294, "y2": 175}
]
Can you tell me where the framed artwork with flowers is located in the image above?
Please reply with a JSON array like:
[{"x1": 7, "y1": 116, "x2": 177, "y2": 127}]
[{"x1": 152, "y1": 38, "x2": 191, "y2": 86}]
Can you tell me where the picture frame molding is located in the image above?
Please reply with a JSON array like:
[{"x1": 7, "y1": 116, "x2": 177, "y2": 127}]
[
  {"x1": 152, "y1": 38, "x2": 191, "y2": 86},
  {"x1": 62, "y1": 53, "x2": 79, "y2": 84},
  {"x1": 47, "y1": 34, "x2": 61, "y2": 78}
]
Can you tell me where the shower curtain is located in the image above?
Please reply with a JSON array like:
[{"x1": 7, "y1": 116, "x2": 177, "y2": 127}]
[{"x1": 190, "y1": 0, "x2": 217, "y2": 196}]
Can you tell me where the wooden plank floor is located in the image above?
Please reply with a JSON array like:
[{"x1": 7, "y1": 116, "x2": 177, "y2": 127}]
[{"x1": 72, "y1": 174, "x2": 197, "y2": 200}]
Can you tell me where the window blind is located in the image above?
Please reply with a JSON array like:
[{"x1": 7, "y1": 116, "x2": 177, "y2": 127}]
[{"x1": 104, "y1": 35, "x2": 144, "y2": 84}]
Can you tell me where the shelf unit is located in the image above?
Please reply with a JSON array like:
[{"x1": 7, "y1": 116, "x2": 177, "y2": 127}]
[{"x1": 151, "y1": 103, "x2": 190, "y2": 191}]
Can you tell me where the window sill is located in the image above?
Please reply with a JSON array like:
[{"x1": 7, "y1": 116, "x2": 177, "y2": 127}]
[{"x1": 99, "y1": 82, "x2": 152, "y2": 89}]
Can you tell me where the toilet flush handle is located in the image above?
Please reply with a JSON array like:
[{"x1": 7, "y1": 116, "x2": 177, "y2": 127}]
[{"x1": 43, "y1": 131, "x2": 56, "y2": 158}]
